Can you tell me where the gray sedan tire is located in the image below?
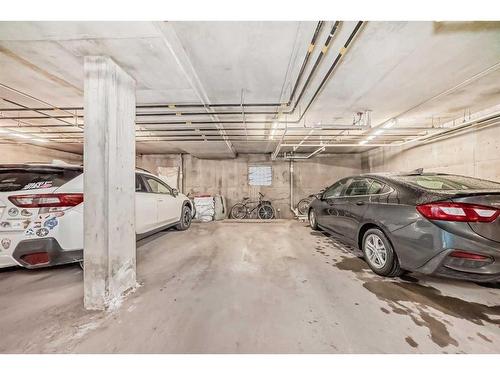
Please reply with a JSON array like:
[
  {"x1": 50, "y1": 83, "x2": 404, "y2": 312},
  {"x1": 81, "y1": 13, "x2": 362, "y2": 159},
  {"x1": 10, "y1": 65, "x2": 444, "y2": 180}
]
[
  {"x1": 362, "y1": 228, "x2": 402, "y2": 277},
  {"x1": 309, "y1": 209, "x2": 318, "y2": 230}
]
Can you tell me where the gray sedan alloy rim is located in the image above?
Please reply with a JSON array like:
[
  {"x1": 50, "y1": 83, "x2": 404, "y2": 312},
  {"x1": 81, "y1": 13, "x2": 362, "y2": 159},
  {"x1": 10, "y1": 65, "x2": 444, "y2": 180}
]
[
  {"x1": 365, "y1": 234, "x2": 387, "y2": 269},
  {"x1": 309, "y1": 211, "x2": 316, "y2": 227}
]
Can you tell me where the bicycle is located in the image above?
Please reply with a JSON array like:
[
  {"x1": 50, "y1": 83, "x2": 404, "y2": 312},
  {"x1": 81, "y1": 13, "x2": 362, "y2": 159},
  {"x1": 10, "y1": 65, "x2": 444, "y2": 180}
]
[
  {"x1": 230, "y1": 192, "x2": 276, "y2": 219},
  {"x1": 296, "y1": 189, "x2": 325, "y2": 215}
]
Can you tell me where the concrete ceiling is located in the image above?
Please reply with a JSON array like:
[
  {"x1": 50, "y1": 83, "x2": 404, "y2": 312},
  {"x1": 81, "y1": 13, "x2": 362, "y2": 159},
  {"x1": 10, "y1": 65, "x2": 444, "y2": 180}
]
[{"x1": 0, "y1": 21, "x2": 499, "y2": 158}]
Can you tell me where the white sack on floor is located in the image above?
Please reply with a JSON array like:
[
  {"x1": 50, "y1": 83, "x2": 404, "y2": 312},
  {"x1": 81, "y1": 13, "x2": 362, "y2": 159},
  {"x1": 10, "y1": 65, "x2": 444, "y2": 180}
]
[{"x1": 194, "y1": 196, "x2": 215, "y2": 222}]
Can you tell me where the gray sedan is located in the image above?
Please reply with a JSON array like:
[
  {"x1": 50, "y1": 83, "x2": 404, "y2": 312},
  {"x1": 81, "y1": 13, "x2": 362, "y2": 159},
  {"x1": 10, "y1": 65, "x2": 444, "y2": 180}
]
[{"x1": 308, "y1": 172, "x2": 500, "y2": 281}]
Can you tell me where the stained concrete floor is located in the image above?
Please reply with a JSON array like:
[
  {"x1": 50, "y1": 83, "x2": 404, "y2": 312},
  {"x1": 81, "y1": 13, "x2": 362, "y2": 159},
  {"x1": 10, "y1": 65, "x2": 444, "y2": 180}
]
[{"x1": 0, "y1": 220, "x2": 499, "y2": 353}]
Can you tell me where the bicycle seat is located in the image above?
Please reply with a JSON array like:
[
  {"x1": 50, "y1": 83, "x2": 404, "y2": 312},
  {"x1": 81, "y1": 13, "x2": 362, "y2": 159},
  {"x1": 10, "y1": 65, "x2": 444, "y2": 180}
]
[{"x1": 243, "y1": 196, "x2": 250, "y2": 200}]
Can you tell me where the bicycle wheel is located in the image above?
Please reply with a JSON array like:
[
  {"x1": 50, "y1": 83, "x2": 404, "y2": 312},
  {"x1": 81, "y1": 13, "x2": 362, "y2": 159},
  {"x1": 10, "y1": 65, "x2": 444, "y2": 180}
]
[
  {"x1": 230, "y1": 203, "x2": 247, "y2": 219},
  {"x1": 297, "y1": 198, "x2": 311, "y2": 216},
  {"x1": 257, "y1": 204, "x2": 275, "y2": 220}
]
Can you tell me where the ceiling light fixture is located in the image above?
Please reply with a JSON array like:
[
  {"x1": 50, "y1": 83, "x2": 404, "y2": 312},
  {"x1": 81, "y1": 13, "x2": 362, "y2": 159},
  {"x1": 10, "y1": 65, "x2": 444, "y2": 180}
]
[
  {"x1": 269, "y1": 121, "x2": 279, "y2": 140},
  {"x1": 383, "y1": 119, "x2": 396, "y2": 129},
  {"x1": 0, "y1": 128, "x2": 49, "y2": 143},
  {"x1": 11, "y1": 132, "x2": 31, "y2": 139}
]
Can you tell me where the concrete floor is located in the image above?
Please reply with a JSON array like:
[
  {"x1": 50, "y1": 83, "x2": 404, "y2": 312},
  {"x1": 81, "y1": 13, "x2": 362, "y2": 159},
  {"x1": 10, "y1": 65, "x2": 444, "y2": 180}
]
[{"x1": 0, "y1": 220, "x2": 499, "y2": 353}]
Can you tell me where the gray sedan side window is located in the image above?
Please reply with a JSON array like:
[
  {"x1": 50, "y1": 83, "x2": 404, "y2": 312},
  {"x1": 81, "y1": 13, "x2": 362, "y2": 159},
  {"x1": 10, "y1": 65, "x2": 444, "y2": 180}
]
[
  {"x1": 323, "y1": 179, "x2": 349, "y2": 199},
  {"x1": 368, "y1": 180, "x2": 384, "y2": 195},
  {"x1": 345, "y1": 178, "x2": 373, "y2": 196},
  {"x1": 345, "y1": 178, "x2": 391, "y2": 196}
]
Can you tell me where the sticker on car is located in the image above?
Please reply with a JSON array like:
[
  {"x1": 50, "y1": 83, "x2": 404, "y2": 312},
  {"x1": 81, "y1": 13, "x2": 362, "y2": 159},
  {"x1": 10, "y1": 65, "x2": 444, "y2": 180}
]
[
  {"x1": 44, "y1": 218, "x2": 58, "y2": 230},
  {"x1": 1, "y1": 238, "x2": 10, "y2": 250},
  {"x1": 21, "y1": 209, "x2": 32, "y2": 217},
  {"x1": 22, "y1": 181, "x2": 53, "y2": 190},
  {"x1": 36, "y1": 228, "x2": 49, "y2": 237}
]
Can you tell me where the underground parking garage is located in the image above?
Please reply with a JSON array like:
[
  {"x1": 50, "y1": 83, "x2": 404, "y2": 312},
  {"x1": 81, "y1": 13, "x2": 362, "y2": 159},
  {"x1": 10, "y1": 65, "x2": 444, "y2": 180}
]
[{"x1": 1, "y1": 18, "x2": 500, "y2": 356}]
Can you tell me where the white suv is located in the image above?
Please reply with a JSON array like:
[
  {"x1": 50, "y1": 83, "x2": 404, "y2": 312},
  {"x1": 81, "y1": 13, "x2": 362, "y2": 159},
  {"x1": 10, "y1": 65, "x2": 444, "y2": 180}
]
[{"x1": 0, "y1": 163, "x2": 194, "y2": 269}]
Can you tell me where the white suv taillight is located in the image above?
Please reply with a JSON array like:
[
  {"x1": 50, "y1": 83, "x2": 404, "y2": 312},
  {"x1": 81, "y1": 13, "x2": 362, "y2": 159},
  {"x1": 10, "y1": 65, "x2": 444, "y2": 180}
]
[{"x1": 8, "y1": 193, "x2": 83, "y2": 208}]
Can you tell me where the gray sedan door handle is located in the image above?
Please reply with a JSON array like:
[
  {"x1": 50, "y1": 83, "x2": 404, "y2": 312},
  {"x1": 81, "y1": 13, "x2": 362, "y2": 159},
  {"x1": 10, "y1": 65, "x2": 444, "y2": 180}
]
[{"x1": 355, "y1": 201, "x2": 365, "y2": 206}]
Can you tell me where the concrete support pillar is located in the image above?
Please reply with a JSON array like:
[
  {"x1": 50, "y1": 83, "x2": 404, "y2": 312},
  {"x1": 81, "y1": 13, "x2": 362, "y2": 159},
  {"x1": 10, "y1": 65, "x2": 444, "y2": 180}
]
[{"x1": 83, "y1": 56, "x2": 136, "y2": 310}]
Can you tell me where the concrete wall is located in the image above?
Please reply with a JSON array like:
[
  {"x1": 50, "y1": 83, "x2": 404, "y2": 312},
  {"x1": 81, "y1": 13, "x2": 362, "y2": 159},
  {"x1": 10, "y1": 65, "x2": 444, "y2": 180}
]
[
  {"x1": 137, "y1": 153, "x2": 362, "y2": 219},
  {"x1": 364, "y1": 124, "x2": 500, "y2": 182},
  {"x1": 0, "y1": 144, "x2": 82, "y2": 164}
]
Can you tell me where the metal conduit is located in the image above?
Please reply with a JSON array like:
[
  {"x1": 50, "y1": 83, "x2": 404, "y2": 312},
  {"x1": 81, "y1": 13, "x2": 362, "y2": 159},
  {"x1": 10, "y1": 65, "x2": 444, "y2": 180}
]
[
  {"x1": 0, "y1": 21, "x2": 326, "y2": 118},
  {"x1": 0, "y1": 21, "x2": 358, "y2": 128},
  {"x1": 0, "y1": 21, "x2": 370, "y2": 152}
]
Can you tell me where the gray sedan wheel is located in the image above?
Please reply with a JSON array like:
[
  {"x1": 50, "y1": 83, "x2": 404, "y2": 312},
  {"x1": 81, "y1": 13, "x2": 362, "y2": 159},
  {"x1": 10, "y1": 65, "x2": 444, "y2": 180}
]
[
  {"x1": 309, "y1": 209, "x2": 318, "y2": 230},
  {"x1": 362, "y1": 228, "x2": 402, "y2": 277}
]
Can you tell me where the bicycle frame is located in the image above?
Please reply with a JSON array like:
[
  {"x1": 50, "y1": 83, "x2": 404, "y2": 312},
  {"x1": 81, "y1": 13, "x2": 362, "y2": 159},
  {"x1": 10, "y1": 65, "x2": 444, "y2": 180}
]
[{"x1": 239, "y1": 197, "x2": 265, "y2": 217}]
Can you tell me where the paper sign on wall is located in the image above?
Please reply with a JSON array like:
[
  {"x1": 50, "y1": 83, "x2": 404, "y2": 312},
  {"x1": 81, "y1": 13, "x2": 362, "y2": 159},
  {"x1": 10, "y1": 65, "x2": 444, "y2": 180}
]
[{"x1": 248, "y1": 166, "x2": 272, "y2": 186}]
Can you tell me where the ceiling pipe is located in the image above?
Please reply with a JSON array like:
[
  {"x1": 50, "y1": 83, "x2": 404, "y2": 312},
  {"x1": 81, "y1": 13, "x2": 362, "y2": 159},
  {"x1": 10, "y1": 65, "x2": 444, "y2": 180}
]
[
  {"x1": 0, "y1": 96, "x2": 79, "y2": 131},
  {"x1": 293, "y1": 129, "x2": 314, "y2": 152},
  {"x1": 0, "y1": 21, "x2": 326, "y2": 119},
  {"x1": 149, "y1": 21, "x2": 333, "y2": 120},
  {"x1": 0, "y1": 121, "x2": 440, "y2": 132},
  {"x1": 272, "y1": 21, "x2": 364, "y2": 158},
  {"x1": 271, "y1": 122, "x2": 288, "y2": 160},
  {"x1": 0, "y1": 111, "x2": 284, "y2": 120},
  {"x1": 281, "y1": 143, "x2": 404, "y2": 147},
  {"x1": 282, "y1": 146, "x2": 326, "y2": 160},
  {"x1": 288, "y1": 21, "x2": 342, "y2": 117},
  {"x1": 155, "y1": 22, "x2": 232, "y2": 153},
  {"x1": 39, "y1": 113, "x2": 500, "y2": 146},
  {"x1": 279, "y1": 110, "x2": 500, "y2": 150},
  {"x1": 1, "y1": 21, "x2": 366, "y2": 148},
  {"x1": 35, "y1": 133, "x2": 428, "y2": 142},
  {"x1": 288, "y1": 21, "x2": 324, "y2": 104},
  {"x1": 398, "y1": 111, "x2": 500, "y2": 146},
  {"x1": 0, "y1": 83, "x2": 77, "y2": 119},
  {"x1": 12, "y1": 20, "x2": 495, "y2": 154},
  {"x1": 241, "y1": 89, "x2": 248, "y2": 141},
  {"x1": 0, "y1": 22, "x2": 353, "y2": 128},
  {"x1": 354, "y1": 61, "x2": 500, "y2": 147},
  {"x1": 140, "y1": 21, "x2": 340, "y2": 122},
  {"x1": 5, "y1": 56, "x2": 498, "y2": 123}
]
